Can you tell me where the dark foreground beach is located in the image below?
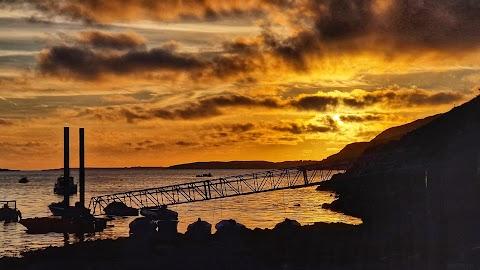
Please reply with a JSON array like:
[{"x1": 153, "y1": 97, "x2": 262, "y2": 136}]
[{"x1": 2, "y1": 220, "x2": 478, "y2": 270}]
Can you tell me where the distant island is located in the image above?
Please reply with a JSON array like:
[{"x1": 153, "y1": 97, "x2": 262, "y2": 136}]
[
  {"x1": 0, "y1": 168, "x2": 19, "y2": 172},
  {"x1": 166, "y1": 160, "x2": 321, "y2": 170}
]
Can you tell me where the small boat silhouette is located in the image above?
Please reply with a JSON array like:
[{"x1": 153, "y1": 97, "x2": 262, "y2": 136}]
[
  {"x1": 19, "y1": 176, "x2": 29, "y2": 183},
  {"x1": 54, "y1": 175, "x2": 77, "y2": 195},
  {"x1": 195, "y1": 173, "x2": 213, "y2": 177},
  {"x1": 0, "y1": 200, "x2": 21, "y2": 222}
]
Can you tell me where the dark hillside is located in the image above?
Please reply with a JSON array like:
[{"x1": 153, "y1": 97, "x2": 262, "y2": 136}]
[
  {"x1": 318, "y1": 114, "x2": 440, "y2": 169},
  {"x1": 319, "y1": 95, "x2": 480, "y2": 264},
  {"x1": 371, "y1": 114, "x2": 441, "y2": 142}
]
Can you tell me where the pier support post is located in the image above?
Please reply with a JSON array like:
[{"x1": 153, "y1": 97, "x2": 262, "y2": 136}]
[
  {"x1": 302, "y1": 169, "x2": 308, "y2": 185},
  {"x1": 63, "y1": 127, "x2": 70, "y2": 209},
  {"x1": 79, "y1": 128, "x2": 85, "y2": 208}
]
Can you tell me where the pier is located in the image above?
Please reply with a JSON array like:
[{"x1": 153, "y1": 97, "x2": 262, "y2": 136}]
[{"x1": 89, "y1": 166, "x2": 345, "y2": 215}]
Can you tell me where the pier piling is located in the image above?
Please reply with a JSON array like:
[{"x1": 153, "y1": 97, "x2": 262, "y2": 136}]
[
  {"x1": 79, "y1": 128, "x2": 85, "y2": 208},
  {"x1": 63, "y1": 127, "x2": 70, "y2": 209}
]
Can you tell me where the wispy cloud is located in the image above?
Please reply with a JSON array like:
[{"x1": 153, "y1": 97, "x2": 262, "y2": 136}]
[{"x1": 72, "y1": 89, "x2": 467, "y2": 123}]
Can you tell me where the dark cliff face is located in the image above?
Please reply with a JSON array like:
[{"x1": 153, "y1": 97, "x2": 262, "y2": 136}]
[{"x1": 320, "y1": 96, "x2": 480, "y2": 252}]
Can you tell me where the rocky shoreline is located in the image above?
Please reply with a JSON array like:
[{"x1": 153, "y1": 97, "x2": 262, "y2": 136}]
[{"x1": 2, "y1": 219, "x2": 478, "y2": 270}]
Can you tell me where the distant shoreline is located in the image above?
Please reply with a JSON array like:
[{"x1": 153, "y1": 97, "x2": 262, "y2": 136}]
[
  {"x1": 0, "y1": 160, "x2": 321, "y2": 172},
  {"x1": 0, "y1": 168, "x2": 20, "y2": 172}
]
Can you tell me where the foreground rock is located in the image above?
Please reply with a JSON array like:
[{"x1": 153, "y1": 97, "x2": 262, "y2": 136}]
[{"x1": 2, "y1": 220, "x2": 479, "y2": 270}]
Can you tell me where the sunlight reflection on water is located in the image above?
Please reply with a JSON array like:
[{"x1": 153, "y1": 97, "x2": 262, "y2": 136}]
[{"x1": 0, "y1": 169, "x2": 361, "y2": 257}]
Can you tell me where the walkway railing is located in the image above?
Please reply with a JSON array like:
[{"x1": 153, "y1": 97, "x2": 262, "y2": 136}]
[{"x1": 88, "y1": 167, "x2": 345, "y2": 215}]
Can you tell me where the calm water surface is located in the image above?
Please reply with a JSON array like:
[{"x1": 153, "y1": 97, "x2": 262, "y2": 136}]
[{"x1": 0, "y1": 168, "x2": 361, "y2": 257}]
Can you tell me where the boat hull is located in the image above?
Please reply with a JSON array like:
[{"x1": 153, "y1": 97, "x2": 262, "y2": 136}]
[
  {"x1": 140, "y1": 207, "x2": 178, "y2": 220},
  {"x1": 104, "y1": 202, "x2": 138, "y2": 216},
  {"x1": 104, "y1": 208, "x2": 138, "y2": 216},
  {"x1": 48, "y1": 205, "x2": 64, "y2": 216},
  {"x1": 19, "y1": 178, "x2": 28, "y2": 183},
  {"x1": 0, "y1": 208, "x2": 19, "y2": 222},
  {"x1": 19, "y1": 216, "x2": 107, "y2": 234}
]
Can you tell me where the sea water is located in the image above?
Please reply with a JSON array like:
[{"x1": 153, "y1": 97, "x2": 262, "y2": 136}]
[{"x1": 0, "y1": 168, "x2": 361, "y2": 257}]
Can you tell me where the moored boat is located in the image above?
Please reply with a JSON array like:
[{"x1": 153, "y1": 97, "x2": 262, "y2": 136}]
[
  {"x1": 0, "y1": 200, "x2": 21, "y2": 222},
  {"x1": 104, "y1": 201, "x2": 138, "y2": 216},
  {"x1": 48, "y1": 202, "x2": 64, "y2": 216},
  {"x1": 195, "y1": 173, "x2": 213, "y2": 177},
  {"x1": 48, "y1": 201, "x2": 91, "y2": 217},
  {"x1": 18, "y1": 176, "x2": 29, "y2": 183},
  {"x1": 140, "y1": 205, "x2": 178, "y2": 220},
  {"x1": 19, "y1": 215, "x2": 107, "y2": 234},
  {"x1": 54, "y1": 175, "x2": 77, "y2": 195}
]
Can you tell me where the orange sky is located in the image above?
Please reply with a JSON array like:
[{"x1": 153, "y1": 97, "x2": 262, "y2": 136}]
[{"x1": 0, "y1": 0, "x2": 479, "y2": 170}]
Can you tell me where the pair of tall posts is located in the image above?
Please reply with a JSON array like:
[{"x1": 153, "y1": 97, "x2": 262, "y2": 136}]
[{"x1": 63, "y1": 127, "x2": 85, "y2": 210}]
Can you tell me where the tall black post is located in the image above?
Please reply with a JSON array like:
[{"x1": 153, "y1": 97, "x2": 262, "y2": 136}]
[
  {"x1": 63, "y1": 127, "x2": 70, "y2": 209},
  {"x1": 79, "y1": 128, "x2": 85, "y2": 208}
]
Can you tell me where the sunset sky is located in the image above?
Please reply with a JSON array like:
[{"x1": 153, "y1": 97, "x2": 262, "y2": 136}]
[{"x1": 0, "y1": 0, "x2": 478, "y2": 170}]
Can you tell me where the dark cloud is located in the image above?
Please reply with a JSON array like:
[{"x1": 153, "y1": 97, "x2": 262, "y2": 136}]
[
  {"x1": 36, "y1": 33, "x2": 265, "y2": 80},
  {"x1": 262, "y1": 30, "x2": 320, "y2": 71},
  {"x1": 272, "y1": 123, "x2": 304, "y2": 134},
  {"x1": 207, "y1": 53, "x2": 263, "y2": 79},
  {"x1": 213, "y1": 123, "x2": 256, "y2": 133},
  {"x1": 343, "y1": 90, "x2": 465, "y2": 108},
  {"x1": 77, "y1": 95, "x2": 282, "y2": 122},
  {"x1": 37, "y1": 46, "x2": 203, "y2": 79},
  {"x1": 313, "y1": 0, "x2": 374, "y2": 41},
  {"x1": 384, "y1": 0, "x2": 480, "y2": 50},
  {"x1": 8, "y1": 0, "x2": 480, "y2": 79},
  {"x1": 272, "y1": 120, "x2": 338, "y2": 134},
  {"x1": 150, "y1": 106, "x2": 221, "y2": 120},
  {"x1": 75, "y1": 89, "x2": 466, "y2": 123},
  {"x1": 300, "y1": 0, "x2": 480, "y2": 53},
  {"x1": 175, "y1": 141, "x2": 198, "y2": 147},
  {"x1": 340, "y1": 114, "x2": 384, "y2": 122},
  {"x1": 149, "y1": 95, "x2": 281, "y2": 120},
  {"x1": 290, "y1": 95, "x2": 339, "y2": 111},
  {"x1": 76, "y1": 30, "x2": 146, "y2": 50},
  {"x1": 229, "y1": 123, "x2": 255, "y2": 133},
  {"x1": 407, "y1": 91, "x2": 466, "y2": 106}
]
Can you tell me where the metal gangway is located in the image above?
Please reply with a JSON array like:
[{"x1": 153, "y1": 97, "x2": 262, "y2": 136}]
[{"x1": 88, "y1": 166, "x2": 345, "y2": 215}]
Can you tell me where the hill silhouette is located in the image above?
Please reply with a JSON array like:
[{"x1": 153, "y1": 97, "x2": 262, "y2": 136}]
[
  {"x1": 318, "y1": 114, "x2": 440, "y2": 168},
  {"x1": 318, "y1": 95, "x2": 480, "y2": 265}
]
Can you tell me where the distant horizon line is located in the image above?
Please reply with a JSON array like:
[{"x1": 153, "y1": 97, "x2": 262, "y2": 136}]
[{"x1": 1, "y1": 159, "x2": 323, "y2": 171}]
